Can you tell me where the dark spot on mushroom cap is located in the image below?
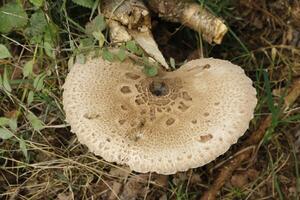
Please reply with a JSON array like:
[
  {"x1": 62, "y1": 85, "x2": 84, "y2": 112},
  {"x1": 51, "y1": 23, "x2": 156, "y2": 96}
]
[
  {"x1": 166, "y1": 118, "x2": 175, "y2": 126},
  {"x1": 182, "y1": 91, "x2": 192, "y2": 101},
  {"x1": 125, "y1": 72, "x2": 141, "y2": 80},
  {"x1": 118, "y1": 119, "x2": 126, "y2": 125},
  {"x1": 135, "y1": 98, "x2": 144, "y2": 105},
  {"x1": 198, "y1": 134, "x2": 213, "y2": 143},
  {"x1": 120, "y1": 86, "x2": 131, "y2": 94},
  {"x1": 121, "y1": 105, "x2": 128, "y2": 110},
  {"x1": 191, "y1": 120, "x2": 197, "y2": 124},
  {"x1": 83, "y1": 113, "x2": 99, "y2": 119},
  {"x1": 149, "y1": 80, "x2": 169, "y2": 96},
  {"x1": 178, "y1": 101, "x2": 190, "y2": 112},
  {"x1": 203, "y1": 64, "x2": 211, "y2": 69}
]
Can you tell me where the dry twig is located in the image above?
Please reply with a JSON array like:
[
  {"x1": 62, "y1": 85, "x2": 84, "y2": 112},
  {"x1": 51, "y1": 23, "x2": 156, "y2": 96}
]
[
  {"x1": 147, "y1": 0, "x2": 228, "y2": 44},
  {"x1": 201, "y1": 78, "x2": 300, "y2": 200}
]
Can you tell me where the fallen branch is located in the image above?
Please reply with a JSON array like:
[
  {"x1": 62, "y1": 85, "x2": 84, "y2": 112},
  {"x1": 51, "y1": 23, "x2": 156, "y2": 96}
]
[
  {"x1": 200, "y1": 78, "x2": 300, "y2": 200},
  {"x1": 147, "y1": 0, "x2": 228, "y2": 44}
]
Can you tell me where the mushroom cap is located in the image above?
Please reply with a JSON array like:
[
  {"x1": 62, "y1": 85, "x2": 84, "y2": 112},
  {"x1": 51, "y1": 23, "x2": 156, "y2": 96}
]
[{"x1": 63, "y1": 55, "x2": 257, "y2": 175}]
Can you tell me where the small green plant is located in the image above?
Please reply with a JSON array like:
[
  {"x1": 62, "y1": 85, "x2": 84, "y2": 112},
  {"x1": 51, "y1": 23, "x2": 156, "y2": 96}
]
[
  {"x1": 0, "y1": 1, "x2": 28, "y2": 33},
  {"x1": 230, "y1": 187, "x2": 246, "y2": 199}
]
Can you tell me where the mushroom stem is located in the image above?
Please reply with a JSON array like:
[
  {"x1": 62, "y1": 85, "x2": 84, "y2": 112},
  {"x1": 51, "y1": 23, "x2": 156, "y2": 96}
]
[
  {"x1": 107, "y1": 20, "x2": 132, "y2": 44},
  {"x1": 128, "y1": 29, "x2": 170, "y2": 69},
  {"x1": 101, "y1": 0, "x2": 151, "y2": 29},
  {"x1": 147, "y1": 0, "x2": 228, "y2": 44},
  {"x1": 101, "y1": 0, "x2": 170, "y2": 69}
]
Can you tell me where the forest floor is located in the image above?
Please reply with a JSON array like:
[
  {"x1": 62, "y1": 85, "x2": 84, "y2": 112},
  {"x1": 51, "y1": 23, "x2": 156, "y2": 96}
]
[{"x1": 1, "y1": 0, "x2": 300, "y2": 199}]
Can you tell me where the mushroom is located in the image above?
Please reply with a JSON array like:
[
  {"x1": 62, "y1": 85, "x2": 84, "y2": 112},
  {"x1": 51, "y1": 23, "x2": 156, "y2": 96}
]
[{"x1": 63, "y1": 53, "x2": 257, "y2": 175}]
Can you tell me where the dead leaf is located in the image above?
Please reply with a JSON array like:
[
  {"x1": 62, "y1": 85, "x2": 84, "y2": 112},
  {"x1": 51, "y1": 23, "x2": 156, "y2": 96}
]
[
  {"x1": 57, "y1": 192, "x2": 73, "y2": 200},
  {"x1": 4, "y1": 110, "x2": 18, "y2": 118},
  {"x1": 246, "y1": 168, "x2": 259, "y2": 181},
  {"x1": 190, "y1": 173, "x2": 202, "y2": 185},
  {"x1": 120, "y1": 175, "x2": 148, "y2": 200},
  {"x1": 152, "y1": 174, "x2": 168, "y2": 187},
  {"x1": 108, "y1": 182, "x2": 122, "y2": 200},
  {"x1": 172, "y1": 172, "x2": 189, "y2": 186},
  {"x1": 230, "y1": 173, "x2": 249, "y2": 187},
  {"x1": 109, "y1": 167, "x2": 131, "y2": 179}
]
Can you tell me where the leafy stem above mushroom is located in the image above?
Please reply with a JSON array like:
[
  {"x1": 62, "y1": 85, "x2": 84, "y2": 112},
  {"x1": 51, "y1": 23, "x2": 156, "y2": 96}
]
[{"x1": 101, "y1": 0, "x2": 228, "y2": 70}]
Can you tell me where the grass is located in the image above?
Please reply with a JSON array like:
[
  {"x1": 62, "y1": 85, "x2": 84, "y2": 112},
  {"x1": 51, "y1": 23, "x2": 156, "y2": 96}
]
[{"x1": 1, "y1": 0, "x2": 300, "y2": 199}]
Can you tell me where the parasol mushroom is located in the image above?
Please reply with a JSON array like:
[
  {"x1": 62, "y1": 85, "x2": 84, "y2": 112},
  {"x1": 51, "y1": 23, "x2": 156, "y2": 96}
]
[{"x1": 63, "y1": 54, "x2": 257, "y2": 175}]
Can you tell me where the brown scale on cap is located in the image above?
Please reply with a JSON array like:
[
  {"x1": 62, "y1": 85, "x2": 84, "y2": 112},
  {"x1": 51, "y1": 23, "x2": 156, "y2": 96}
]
[
  {"x1": 63, "y1": 52, "x2": 257, "y2": 174},
  {"x1": 131, "y1": 77, "x2": 192, "y2": 121}
]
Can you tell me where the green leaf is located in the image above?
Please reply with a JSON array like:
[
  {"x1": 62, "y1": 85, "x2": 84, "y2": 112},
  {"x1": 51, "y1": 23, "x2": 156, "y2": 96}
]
[
  {"x1": 0, "y1": 117, "x2": 10, "y2": 127},
  {"x1": 142, "y1": 57, "x2": 158, "y2": 77},
  {"x1": 0, "y1": 128, "x2": 13, "y2": 140},
  {"x1": 126, "y1": 40, "x2": 139, "y2": 53},
  {"x1": 8, "y1": 118, "x2": 18, "y2": 131},
  {"x1": 2, "y1": 67, "x2": 12, "y2": 92},
  {"x1": 72, "y1": 0, "x2": 95, "y2": 8},
  {"x1": 85, "y1": 14, "x2": 106, "y2": 34},
  {"x1": 25, "y1": 10, "x2": 47, "y2": 43},
  {"x1": 23, "y1": 60, "x2": 34, "y2": 78},
  {"x1": 262, "y1": 70, "x2": 280, "y2": 143},
  {"x1": 92, "y1": 31, "x2": 105, "y2": 48},
  {"x1": 0, "y1": 2, "x2": 28, "y2": 33},
  {"x1": 29, "y1": 0, "x2": 44, "y2": 8},
  {"x1": 27, "y1": 91, "x2": 34, "y2": 105},
  {"x1": 33, "y1": 73, "x2": 46, "y2": 91},
  {"x1": 0, "y1": 115, "x2": 19, "y2": 131},
  {"x1": 116, "y1": 47, "x2": 127, "y2": 62},
  {"x1": 144, "y1": 66, "x2": 158, "y2": 77},
  {"x1": 28, "y1": 10, "x2": 47, "y2": 35},
  {"x1": 0, "y1": 44, "x2": 12, "y2": 59},
  {"x1": 44, "y1": 42, "x2": 55, "y2": 58},
  {"x1": 26, "y1": 113, "x2": 43, "y2": 131},
  {"x1": 102, "y1": 48, "x2": 114, "y2": 62},
  {"x1": 19, "y1": 137, "x2": 28, "y2": 161},
  {"x1": 78, "y1": 37, "x2": 95, "y2": 52},
  {"x1": 126, "y1": 40, "x2": 143, "y2": 55},
  {"x1": 44, "y1": 22, "x2": 58, "y2": 46}
]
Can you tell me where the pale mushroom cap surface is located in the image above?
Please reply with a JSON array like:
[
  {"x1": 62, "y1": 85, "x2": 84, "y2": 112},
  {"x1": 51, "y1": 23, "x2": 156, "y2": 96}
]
[{"x1": 63, "y1": 55, "x2": 257, "y2": 175}]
